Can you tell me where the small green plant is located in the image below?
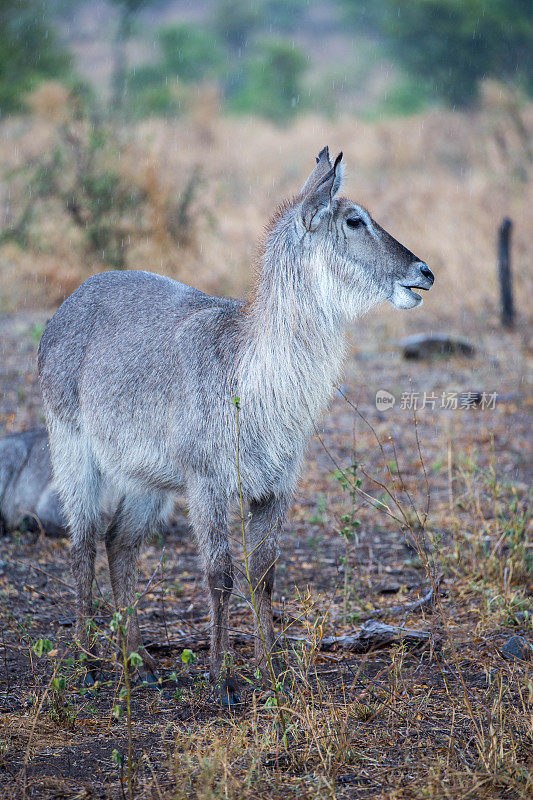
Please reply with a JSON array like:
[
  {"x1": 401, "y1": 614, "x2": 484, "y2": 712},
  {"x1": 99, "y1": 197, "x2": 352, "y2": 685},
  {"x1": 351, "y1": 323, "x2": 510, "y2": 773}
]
[
  {"x1": 309, "y1": 494, "x2": 327, "y2": 525},
  {"x1": 110, "y1": 607, "x2": 141, "y2": 799},
  {"x1": 49, "y1": 672, "x2": 77, "y2": 730},
  {"x1": 32, "y1": 638, "x2": 54, "y2": 657},
  {"x1": 333, "y1": 460, "x2": 362, "y2": 622},
  {"x1": 180, "y1": 648, "x2": 196, "y2": 665},
  {"x1": 112, "y1": 684, "x2": 130, "y2": 722},
  {"x1": 31, "y1": 639, "x2": 79, "y2": 729}
]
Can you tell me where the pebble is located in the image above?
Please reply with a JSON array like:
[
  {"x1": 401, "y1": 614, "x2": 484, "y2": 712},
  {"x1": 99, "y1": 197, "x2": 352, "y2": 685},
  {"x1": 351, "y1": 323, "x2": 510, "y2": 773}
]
[{"x1": 501, "y1": 635, "x2": 532, "y2": 662}]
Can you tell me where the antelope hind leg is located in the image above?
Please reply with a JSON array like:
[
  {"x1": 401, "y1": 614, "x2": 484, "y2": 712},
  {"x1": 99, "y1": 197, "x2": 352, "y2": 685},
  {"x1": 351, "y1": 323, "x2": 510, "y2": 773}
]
[{"x1": 105, "y1": 493, "x2": 171, "y2": 687}]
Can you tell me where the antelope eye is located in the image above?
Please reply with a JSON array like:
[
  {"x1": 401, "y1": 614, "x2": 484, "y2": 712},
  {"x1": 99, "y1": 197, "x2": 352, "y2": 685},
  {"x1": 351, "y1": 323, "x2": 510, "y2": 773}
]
[{"x1": 346, "y1": 217, "x2": 364, "y2": 229}]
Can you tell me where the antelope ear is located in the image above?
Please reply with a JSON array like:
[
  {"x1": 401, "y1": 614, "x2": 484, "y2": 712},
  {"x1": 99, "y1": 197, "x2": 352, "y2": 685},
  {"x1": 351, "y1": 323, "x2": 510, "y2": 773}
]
[
  {"x1": 301, "y1": 152, "x2": 344, "y2": 232},
  {"x1": 299, "y1": 145, "x2": 332, "y2": 197}
]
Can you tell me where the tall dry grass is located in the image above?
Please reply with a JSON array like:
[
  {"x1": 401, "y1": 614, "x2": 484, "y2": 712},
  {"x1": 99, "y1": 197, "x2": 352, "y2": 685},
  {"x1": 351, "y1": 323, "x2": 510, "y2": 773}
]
[{"x1": 0, "y1": 81, "x2": 531, "y2": 323}]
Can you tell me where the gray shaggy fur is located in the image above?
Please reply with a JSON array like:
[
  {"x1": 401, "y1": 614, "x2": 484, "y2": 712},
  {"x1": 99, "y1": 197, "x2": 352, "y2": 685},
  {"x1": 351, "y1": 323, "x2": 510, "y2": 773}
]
[
  {"x1": 0, "y1": 429, "x2": 66, "y2": 537},
  {"x1": 38, "y1": 147, "x2": 434, "y2": 702}
]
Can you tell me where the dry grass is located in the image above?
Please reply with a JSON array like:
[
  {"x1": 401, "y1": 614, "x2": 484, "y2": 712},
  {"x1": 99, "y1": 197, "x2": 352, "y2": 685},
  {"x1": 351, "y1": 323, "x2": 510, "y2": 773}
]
[
  {"x1": 1, "y1": 415, "x2": 531, "y2": 800},
  {"x1": 0, "y1": 81, "x2": 532, "y2": 321},
  {"x1": 1, "y1": 323, "x2": 531, "y2": 798}
]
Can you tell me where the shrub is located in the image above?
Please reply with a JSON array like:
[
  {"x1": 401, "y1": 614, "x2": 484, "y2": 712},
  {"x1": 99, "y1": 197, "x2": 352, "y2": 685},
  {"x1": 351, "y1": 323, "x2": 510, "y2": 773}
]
[
  {"x1": 227, "y1": 38, "x2": 307, "y2": 123},
  {"x1": 158, "y1": 24, "x2": 223, "y2": 83},
  {"x1": 1, "y1": 113, "x2": 144, "y2": 268},
  {"x1": 378, "y1": 76, "x2": 433, "y2": 117},
  {"x1": 262, "y1": 0, "x2": 309, "y2": 33},
  {"x1": 0, "y1": 0, "x2": 71, "y2": 116},
  {"x1": 125, "y1": 24, "x2": 222, "y2": 117},
  {"x1": 128, "y1": 65, "x2": 182, "y2": 118},
  {"x1": 341, "y1": 0, "x2": 533, "y2": 108},
  {"x1": 213, "y1": 0, "x2": 263, "y2": 51}
]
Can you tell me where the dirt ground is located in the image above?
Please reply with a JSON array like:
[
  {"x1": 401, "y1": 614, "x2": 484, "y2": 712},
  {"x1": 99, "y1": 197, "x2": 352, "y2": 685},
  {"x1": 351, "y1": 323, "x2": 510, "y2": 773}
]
[{"x1": 0, "y1": 305, "x2": 531, "y2": 799}]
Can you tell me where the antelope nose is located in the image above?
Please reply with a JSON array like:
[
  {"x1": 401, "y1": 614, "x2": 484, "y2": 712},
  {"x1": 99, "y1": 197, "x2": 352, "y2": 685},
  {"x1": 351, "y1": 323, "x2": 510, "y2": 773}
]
[{"x1": 419, "y1": 263, "x2": 434, "y2": 285}]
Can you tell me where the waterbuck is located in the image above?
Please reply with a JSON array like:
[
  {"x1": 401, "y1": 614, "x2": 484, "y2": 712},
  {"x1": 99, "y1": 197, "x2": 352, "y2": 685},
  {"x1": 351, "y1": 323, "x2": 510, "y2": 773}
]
[
  {"x1": 38, "y1": 147, "x2": 434, "y2": 704},
  {"x1": 0, "y1": 428, "x2": 66, "y2": 537}
]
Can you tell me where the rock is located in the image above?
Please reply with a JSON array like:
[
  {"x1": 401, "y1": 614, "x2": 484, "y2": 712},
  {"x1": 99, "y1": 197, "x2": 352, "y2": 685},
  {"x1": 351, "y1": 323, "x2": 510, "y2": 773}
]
[
  {"x1": 399, "y1": 333, "x2": 476, "y2": 360},
  {"x1": 500, "y1": 635, "x2": 532, "y2": 662}
]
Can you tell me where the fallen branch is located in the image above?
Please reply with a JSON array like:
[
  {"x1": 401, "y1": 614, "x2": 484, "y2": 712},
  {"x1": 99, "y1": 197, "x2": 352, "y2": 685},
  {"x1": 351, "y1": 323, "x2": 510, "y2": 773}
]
[
  {"x1": 318, "y1": 619, "x2": 436, "y2": 652},
  {"x1": 146, "y1": 636, "x2": 209, "y2": 653},
  {"x1": 146, "y1": 581, "x2": 444, "y2": 653},
  {"x1": 359, "y1": 576, "x2": 444, "y2": 621},
  {"x1": 146, "y1": 619, "x2": 438, "y2": 655}
]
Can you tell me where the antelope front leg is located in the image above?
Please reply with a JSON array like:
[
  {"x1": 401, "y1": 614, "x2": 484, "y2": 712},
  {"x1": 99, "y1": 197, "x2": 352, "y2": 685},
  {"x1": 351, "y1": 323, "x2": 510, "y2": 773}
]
[
  {"x1": 187, "y1": 478, "x2": 239, "y2": 706},
  {"x1": 206, "y1": 556, "x2": 238, "y2": 705},
  {"x1": 247, "y1": 495, "x2": 288, "y2": 682}
]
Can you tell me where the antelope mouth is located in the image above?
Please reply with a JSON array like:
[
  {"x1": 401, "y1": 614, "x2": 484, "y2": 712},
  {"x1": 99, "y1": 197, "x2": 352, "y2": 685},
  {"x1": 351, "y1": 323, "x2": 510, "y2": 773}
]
[
  {"x1": 402, "y1": 282, "x2": 431, "y2": 300},
  {"x1": 391, "y1": 264, "x2": 434, "y2": 309},
  {"x1": 391, "y1": 283, "x2": 426, "y2": 309},
  {"x1": 404, "y1": 282, "x2": 431, "y2": 292},
  {"x1": 405, "y1": 287, "x2": 422, "y2": 302}
]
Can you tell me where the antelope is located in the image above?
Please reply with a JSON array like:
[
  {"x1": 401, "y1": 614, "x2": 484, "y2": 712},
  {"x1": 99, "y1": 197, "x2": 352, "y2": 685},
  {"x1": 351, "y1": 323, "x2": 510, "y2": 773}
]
[
  {"x1": 0, "y1": 428, "x2": 66, "y2": 538},
  {"x1": 38, "y1": 147, "x2": 434, "y2": 705}
]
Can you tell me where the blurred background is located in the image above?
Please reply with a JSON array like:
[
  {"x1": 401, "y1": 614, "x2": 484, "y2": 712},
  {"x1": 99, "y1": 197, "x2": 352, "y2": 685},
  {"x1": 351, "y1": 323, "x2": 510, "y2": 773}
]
[{"x1": 0, "y1": 0, "x2": 532, "y2": 322}]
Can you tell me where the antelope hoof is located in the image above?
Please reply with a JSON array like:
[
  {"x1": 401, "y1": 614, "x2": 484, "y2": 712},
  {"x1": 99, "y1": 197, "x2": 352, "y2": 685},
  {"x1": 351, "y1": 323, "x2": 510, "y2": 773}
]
[
  {"x1": 82, "y1": 660, "x2": 104, "y2": 691},
  {"x1": 219, "y1": 678, "x2": 242, "y2": 708},
  {"x1": 83, "y1": 671, "x2": 99, "y2": 689},
  {"x1": 138, "y1": 668, "x2": 162, "y2": 689},
  {"x1": 220, "y1": 688, "x2": 241, "y2": 708}
]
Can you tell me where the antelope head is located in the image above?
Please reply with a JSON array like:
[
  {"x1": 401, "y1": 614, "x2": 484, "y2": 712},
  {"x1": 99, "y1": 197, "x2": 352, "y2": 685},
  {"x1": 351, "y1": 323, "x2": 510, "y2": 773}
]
[{"x1": 294, "y1": 146, "x2": 434, "y2": 315}]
